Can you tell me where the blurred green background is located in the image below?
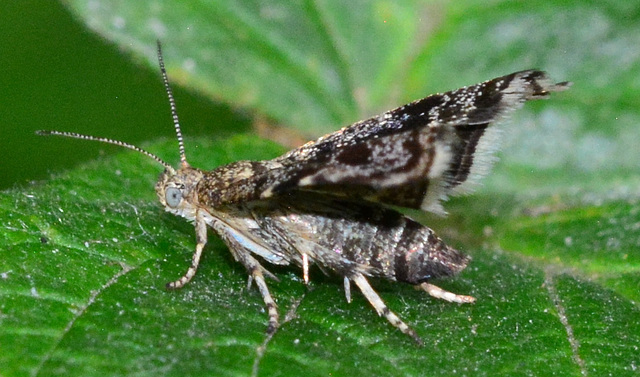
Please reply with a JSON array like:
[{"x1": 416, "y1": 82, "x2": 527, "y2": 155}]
[
  {"x1": 4, "y1": 1, "x2": 638, "y2": 196},
  {"x1": 0, "y1": 1, "x2": 249, "y2": 189}
]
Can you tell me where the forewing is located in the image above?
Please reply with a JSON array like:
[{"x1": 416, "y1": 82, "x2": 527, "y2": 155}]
[{"x1": 260, "y1": 70, "x2": 569, "y2": 213}]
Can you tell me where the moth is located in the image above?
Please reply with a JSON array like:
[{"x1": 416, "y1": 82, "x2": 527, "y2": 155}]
[{"x1": 39, "y1": 42, "x2": 570, "y2": 344}]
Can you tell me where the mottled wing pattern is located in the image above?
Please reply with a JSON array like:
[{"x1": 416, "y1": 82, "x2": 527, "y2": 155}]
[{"x1": 260, "y1": 70, "x2": 569, "y2": 213}]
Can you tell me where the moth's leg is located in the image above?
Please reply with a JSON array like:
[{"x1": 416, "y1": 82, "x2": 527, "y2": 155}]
[
  {"x1": 344, "y1": 277, "x2": 352, "y2": 303},
  {"x1": 210, "y1": 221, "x2": 282, "y2": 335},
  {"x1": 417, "y1": 282, "x2": 476, "y2": 304},
  {"x1": 236, "y1": 253, "x2": 280, "y2": 335},
  {"x1": 351, "y1": 273, "x2": 423, "y2": 345},
  {"x1": 302, "y1": 253, "x2": 310, "y2": 284},
  {"x1": 252, "y1": 267, "x2": 280, "y2": 335},
  {"x1": 166, "y1": 210, "x2": 207, "y2": 289}
]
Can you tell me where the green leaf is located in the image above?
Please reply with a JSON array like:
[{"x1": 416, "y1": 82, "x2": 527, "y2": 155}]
[
  {"x1": 3, "y1": 0, "x2": 640, "y2": 376},
  {"x1": 3, "y1": 138, "x2": 639, "y2": 376}
]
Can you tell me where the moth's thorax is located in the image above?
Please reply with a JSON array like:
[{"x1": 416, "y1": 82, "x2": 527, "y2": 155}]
[
  {"x1": 155, "y1": 165, "x2": 204, "y2": 221},
  {"x1": 197, "y1": 160, "x2": 284, "y2": 207}
]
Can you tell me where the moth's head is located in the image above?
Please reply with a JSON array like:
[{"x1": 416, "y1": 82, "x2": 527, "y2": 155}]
[{"x1": 155, "y1": 165, "x2": 204, "y2": 220}]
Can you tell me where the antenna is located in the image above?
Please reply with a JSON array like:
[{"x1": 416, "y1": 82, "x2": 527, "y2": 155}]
[
  {"x1": 156, "y1": 40, "x2": 188, "y2": 167},
  {"x1": 37, "y1": 41, "x2": 191, "y2": 175},
  {"x1": 36, "y1": 130, "x2": 175, "y2": 172}
]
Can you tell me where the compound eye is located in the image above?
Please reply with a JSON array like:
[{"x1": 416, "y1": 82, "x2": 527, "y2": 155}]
[{"x1": 165, "y1": 187, "x2": 182, "y2": 208}]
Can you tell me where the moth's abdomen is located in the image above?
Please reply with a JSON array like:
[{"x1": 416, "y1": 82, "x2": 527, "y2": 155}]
[
  {"x1": 386, "y1": 219, "x2": 469, "y2": 284},
  {"x1": 337, "y1": 212, "x2": 469, "y2": 284},
  {"x1": 256, "y1": 194, "x2": 469, "y2": 284}
]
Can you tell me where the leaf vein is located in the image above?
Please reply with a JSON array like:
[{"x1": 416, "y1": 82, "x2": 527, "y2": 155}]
[
  {"x1": 544, "y1": 269, "x2": 588, "y2": 376},
  {"x1": 31, "y1": 262, "x2": 135, "y2": 377}
]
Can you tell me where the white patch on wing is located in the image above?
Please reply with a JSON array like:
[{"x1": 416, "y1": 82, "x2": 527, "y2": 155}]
[
  {"x1": 451, "y1": 125, "x2": 502, "y2": 196},
  {"x1": 420, "y1": 182, "x2": 447, "y2": 215},
  {"x1": 427, "y1": 137, "x2": 453, "y2": 179},
  {"x1": 419, "y1": 130, "x2": 453, "y2": 215}
]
